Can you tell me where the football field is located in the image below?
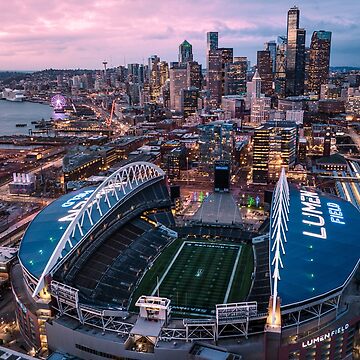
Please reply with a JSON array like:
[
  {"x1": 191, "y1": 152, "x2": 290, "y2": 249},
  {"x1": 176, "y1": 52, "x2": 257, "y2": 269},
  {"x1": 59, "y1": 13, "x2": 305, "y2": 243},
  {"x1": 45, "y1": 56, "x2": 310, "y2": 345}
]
[{"x1": 152, "y1": 242, "x2": 242, "y2": 315}]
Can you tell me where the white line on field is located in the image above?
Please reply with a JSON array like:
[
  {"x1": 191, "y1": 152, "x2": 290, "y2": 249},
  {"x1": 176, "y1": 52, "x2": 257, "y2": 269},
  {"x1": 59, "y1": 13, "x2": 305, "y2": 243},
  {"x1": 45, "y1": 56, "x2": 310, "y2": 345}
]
[
  {"x1": 223, "y1": 245, "x2": 242, "y2": 303},
  {"x1": 151, "y1": 241, "x2": 186, "y2": 296}
]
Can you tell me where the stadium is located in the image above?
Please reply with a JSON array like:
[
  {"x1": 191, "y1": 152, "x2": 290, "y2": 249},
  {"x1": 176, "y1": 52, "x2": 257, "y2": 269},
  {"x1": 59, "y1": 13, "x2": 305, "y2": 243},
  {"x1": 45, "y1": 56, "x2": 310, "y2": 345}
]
[{"x1": 11, "y1": 162, "x2": 360, "y2": 359}]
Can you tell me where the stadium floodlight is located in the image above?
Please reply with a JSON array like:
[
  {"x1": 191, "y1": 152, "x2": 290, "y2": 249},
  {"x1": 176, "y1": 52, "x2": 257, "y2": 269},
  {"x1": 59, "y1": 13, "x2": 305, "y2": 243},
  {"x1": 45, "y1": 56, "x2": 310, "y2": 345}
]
[{"x1": 270, "y1": 167, "x2": 290, "y2": 326}]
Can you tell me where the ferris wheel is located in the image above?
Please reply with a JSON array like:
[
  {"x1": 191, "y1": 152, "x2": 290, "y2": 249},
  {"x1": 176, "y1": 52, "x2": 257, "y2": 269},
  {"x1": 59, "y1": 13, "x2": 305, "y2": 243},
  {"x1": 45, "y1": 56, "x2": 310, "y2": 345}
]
[{"x1": 51, "y1": 94, "x2": 67, "y2": 110}]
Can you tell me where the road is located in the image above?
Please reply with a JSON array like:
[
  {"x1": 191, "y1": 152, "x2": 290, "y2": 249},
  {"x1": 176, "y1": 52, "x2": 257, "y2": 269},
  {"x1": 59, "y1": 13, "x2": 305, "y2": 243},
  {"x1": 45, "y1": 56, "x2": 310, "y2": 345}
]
[
  {"x1": 31, "y1": 156, "x2": 63, "y2": 174},
  {"x1": 347, "y1": 127, "x2": 360, "y2": 152},
  {"x1": 0, "y1": 212, "x2": 39, "y2": 245}
]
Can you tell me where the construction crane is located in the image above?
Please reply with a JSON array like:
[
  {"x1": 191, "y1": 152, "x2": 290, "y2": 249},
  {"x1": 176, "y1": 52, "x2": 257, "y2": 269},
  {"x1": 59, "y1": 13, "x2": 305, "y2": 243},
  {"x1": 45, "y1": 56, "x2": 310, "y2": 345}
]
[{"x1": 105, "y1": 100, "x2": 116, "y2": 127}]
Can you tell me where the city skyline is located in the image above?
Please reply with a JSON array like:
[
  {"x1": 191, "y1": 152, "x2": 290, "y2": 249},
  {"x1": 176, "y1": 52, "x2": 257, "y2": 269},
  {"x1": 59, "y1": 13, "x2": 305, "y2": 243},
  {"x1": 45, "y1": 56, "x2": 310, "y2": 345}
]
[
  {"x1": 1, "y1": 2, "x2": 360, "y2": 359},
  {"x1": 0, "y1": 0, "x2": 359, "y2": 70}
]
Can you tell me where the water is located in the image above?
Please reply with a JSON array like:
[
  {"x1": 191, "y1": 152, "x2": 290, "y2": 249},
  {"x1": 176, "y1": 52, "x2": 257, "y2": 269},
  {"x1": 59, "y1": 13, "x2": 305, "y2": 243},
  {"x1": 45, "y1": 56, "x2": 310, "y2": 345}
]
[
  {"x1": 0, "y1": 144, "x2": 40, "y2": 150},
  {"x1": 0, "y1": 100, "x2": 54, "y2": 136}
]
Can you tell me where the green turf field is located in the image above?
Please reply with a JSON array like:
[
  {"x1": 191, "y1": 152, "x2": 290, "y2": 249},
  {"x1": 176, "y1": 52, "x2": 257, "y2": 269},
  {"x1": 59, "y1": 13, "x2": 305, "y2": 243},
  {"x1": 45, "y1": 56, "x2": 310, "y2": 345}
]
[
  {"x1": 129, "y1": 238, "x2": 254, "y2": 316},
  {"x1": 152, "y1": 241, "x2": 242, "y2": 316}
]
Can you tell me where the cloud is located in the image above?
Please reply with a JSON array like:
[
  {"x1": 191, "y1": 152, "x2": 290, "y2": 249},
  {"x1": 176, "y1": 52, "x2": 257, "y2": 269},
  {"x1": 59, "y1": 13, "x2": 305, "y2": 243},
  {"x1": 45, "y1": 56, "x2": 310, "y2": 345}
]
[{"x1": 0, "y1": 0, "x2": 358, "y2": 69}]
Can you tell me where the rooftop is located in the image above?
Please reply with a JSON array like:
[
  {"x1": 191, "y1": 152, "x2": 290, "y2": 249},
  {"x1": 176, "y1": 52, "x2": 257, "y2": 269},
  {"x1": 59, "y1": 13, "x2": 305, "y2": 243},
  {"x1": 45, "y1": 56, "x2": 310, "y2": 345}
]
[
  {"x1": 63, "y1": 152, "x2": 101, "y2": 172},
  {"x1": 180, "y1": 39, "x2": 192, "y2": 47},
  {"x1": 0, "y1": 246, "x2": 17, "y2": 265},
  {"x1": 18, "y1": 187, "x2": 96, "y2": 278},
  {"x1": 257, "y1": 121, "x2": 297, "y2": 130},
  {"x1": 19, "y1": 162, "x2": 165, "y2": 284},
  {"x1": 316, "y1": 153, "x2": 347, "y2": 165},
  {"x1": 271, "y1": 184, "x2": 360, "y2": 307}
]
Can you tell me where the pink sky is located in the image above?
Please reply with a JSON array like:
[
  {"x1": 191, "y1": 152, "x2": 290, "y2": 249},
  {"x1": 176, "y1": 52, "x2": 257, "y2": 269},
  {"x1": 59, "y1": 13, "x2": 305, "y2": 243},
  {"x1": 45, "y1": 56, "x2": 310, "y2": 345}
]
[{"x1": 0, "y1": 0, "x2": 359, "y2": 70}]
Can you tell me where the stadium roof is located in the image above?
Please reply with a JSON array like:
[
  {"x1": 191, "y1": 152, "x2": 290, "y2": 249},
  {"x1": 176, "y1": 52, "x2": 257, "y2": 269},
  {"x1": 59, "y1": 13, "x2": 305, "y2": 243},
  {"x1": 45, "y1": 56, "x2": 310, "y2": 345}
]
[
  {"x1": 19, "y1": 187, "x2": 96, "y2": 279},
  {"x1": 18, "y1": 162, "x2": 166, "y2": 288},
  {"x1": 270, "y1": 183, "x2": 360, "y2": 307}
]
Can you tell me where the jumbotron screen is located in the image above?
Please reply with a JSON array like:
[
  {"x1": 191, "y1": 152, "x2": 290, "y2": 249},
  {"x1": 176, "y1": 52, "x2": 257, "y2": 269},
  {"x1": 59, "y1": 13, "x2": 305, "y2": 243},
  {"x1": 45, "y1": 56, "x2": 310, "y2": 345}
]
[{"x1": 214, "y1": 163, "x2": 230, "y2": 192}]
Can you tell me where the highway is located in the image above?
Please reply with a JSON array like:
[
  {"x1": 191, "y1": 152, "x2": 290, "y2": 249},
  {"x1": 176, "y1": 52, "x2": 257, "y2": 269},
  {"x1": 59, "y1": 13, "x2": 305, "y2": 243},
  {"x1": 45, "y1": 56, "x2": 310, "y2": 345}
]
[{"x1": 0, "y1": 212, "x2": 39, "y2": 245}]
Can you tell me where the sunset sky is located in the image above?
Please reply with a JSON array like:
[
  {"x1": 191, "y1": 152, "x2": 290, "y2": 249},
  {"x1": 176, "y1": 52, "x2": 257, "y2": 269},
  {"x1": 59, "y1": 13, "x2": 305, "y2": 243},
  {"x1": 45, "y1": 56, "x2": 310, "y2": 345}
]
[{"x1": 1, "y1": 0, "x2": 359, "y2": 70}]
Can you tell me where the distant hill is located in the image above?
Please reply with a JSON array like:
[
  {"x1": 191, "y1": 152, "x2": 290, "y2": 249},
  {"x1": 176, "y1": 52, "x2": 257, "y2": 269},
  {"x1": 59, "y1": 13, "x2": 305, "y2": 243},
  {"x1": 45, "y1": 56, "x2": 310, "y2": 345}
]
[
  {"x1": 0, "y1": 68, "x2": 95, "y2": 85},
  {"x1": 0, "y1": 71, "x2": 31, "y2": 82},
  {"x1": 330, "y1": 66, "x2": 360, "y2": 72}
]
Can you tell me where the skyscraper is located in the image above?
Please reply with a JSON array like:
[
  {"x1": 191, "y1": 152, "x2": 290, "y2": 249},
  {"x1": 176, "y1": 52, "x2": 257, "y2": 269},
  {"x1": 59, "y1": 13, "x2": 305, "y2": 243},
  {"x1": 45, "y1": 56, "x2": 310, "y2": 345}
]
[
  {"x1": 207, "y1": 32, "x2": 218, "y2": 51},
  {"x1": 159, "y1": 61, "x2": 169, "y2": 86},
  {"x1": 186, "y1": 61, "x2": 202, "y2": 89},
  {"x1": 275, "y1": 36, "x2": 287, "y2": 97},
  {"x1": 257, "y1": 50, "x2": 273, "y2": 96},
  {"x1": 169, "y1": 62, "x2": 187, "y2": 112},
  {"x1": 148, "y1": 55, "x2": 161, "y2": 102},
  {"x1": 181, "y1": 87, "x2": 199, "y2": 118},
  {"x1": 128, "y1": 63, "x2": 143, "y2": 84},
  {"x1": 161, "y1": 80, "x2": 171, "y2": 108},
  {"x1": 128, "y1": 83, "x2": 141, "y2": 105},
  {"x1": 251, "y1": 69, "x2": 262, "y2": 99},
  {"x1": 206, "y1": 32, "x2": 220, "y2": 108},
  {"x1": 250, "y1": 70, "x2": 271, "y2": 124},
  {"x1": 285, "y1": 6, "x2": 299, "y2": 96},
  {"x1": 306, "y1": 31, "x2": 332, "y2": 95},
  {"x1": 207, "y1": 44, "x2": 233, "y2": 107},
  {"x1": 265, "y1": 41, "x2": 277, "y2": 73},
  {"x1": 295, "y1": 28, "x2": 306, "y2": 95},
  {"x1": 179, "y1": 40, "x2": 193, "y2": 64},
  {"x1": 252, "y1": 122, "x2": 297, "y2": 184},
  {"x1": 207, "y1": 49, "x2": 222, "y2": 107},
  {"x1": 285, "y1": 6, "x2": 306, "y2": 96},
  {"x1": 219, "y1": 47, "x2": 234, "y2": 96},
  {"x1": 224, "y1": 56, "x2": 248, "y2": 95}
]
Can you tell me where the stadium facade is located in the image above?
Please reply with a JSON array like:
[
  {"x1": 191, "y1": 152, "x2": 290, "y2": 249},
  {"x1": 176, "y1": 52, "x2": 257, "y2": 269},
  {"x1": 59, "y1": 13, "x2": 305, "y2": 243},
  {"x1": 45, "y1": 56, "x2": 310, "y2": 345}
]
[{"x1": 12, "y1": 163, "x2": 360, "y2": 359}]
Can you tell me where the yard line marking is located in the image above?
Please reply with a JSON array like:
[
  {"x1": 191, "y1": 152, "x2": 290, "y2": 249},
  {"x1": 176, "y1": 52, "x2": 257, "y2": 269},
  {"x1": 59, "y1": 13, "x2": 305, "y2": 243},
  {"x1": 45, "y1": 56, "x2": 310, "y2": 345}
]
[
  {"x1": 223, "y1": 245, "x2": 242, "y2": 303},
  {"x1": 151, "y1": 241, "x2": 186, "y2": 296}
]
